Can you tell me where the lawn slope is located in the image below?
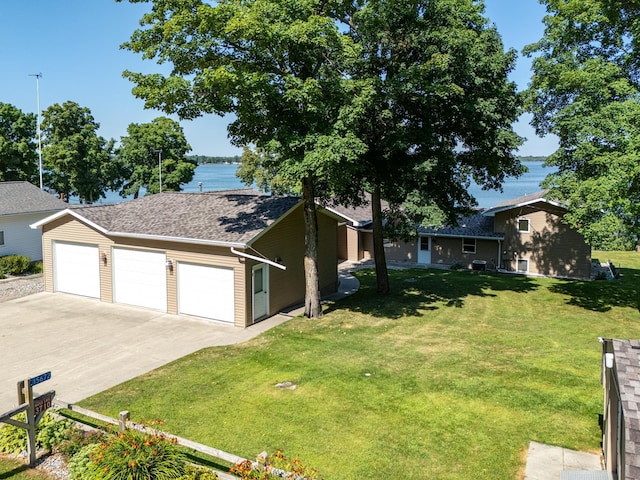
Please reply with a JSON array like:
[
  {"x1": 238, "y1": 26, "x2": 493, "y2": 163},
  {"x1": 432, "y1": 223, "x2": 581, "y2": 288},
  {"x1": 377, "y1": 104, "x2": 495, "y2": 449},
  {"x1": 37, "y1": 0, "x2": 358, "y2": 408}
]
[{"x1": 80, "y1": 251, "x2": 640, "y2": 480}]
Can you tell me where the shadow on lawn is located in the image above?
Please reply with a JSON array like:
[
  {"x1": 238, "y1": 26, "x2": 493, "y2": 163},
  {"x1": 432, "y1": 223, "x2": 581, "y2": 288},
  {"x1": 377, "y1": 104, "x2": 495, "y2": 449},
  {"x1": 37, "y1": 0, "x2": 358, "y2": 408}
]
[
  {"x1": 329, "y1": 268, "x2": 539, "y2": 319},
  {"x1": 0, "y1": 463, "x2": 29, "y2": 479},
  {"x1": 547, "y1": 266, "x2": 640, "y2": 313}
]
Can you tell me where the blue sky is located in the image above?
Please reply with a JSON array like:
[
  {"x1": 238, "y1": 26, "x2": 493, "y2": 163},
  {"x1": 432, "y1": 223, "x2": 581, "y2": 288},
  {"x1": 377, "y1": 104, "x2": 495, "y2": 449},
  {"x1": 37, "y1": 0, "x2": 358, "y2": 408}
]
[{"x1": 0, "y1": 0, "x2": 556, "y2": 157}]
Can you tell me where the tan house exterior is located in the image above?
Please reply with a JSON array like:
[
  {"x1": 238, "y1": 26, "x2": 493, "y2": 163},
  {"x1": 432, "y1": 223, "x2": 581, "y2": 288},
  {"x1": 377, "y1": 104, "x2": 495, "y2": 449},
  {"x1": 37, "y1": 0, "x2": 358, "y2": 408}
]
[
  {"x1": 31, "y1": 190, "x2": 342, "y2": 327},
  {"x1": 334, "y1": 191, "x2": 592, "y2": 280}
]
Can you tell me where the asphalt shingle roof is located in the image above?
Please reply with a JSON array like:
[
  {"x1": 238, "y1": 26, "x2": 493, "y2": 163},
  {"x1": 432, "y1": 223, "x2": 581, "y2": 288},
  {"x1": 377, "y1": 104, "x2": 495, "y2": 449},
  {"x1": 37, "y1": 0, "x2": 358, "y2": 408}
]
[
  {"x1": 418, "y1": 211, "x2": 503, "y2": 238},
  {"x1": 0, "y1": 181, "x2": 66, "y2": 215},
  {"x1": 71, "y1": 190, "x2": 301, "y2": 245},
  {"x1": 612, "y1": 339, "x2": 640, "y2": 479}
]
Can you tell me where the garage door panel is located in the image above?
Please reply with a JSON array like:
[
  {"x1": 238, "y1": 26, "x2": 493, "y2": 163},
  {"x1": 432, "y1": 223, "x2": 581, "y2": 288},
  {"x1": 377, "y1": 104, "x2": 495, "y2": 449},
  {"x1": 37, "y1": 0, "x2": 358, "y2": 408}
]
[
  {"x1": 53, "y1": 242, "x2": 100, "y2": 298},
  {"x1": 113, "y1": 248, "x2": 167, "y2": 311},
  {"x1": 178, "y1": 263, "x2": 234, "y2": 323}
]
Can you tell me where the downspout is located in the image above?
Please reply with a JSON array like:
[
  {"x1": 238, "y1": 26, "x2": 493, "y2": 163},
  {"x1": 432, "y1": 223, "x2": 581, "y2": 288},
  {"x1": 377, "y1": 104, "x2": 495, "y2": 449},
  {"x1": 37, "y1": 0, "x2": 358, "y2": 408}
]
[{"x1": 230, "y1": 247, "x2": 287, "y2": 271}]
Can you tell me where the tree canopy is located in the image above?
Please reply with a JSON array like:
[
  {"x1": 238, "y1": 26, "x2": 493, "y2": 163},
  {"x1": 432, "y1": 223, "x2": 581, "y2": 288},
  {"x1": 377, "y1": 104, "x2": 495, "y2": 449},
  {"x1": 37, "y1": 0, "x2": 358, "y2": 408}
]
[
  {"x1": 121, "y1": 0, "x2": 524, "y2": 309},
  {"x1": 0, "y1": 102, "x2": 38, "y2": 183},
  {"x1": 121, "y1": 0, "x2": 367, "y2": 318},
  {"x1": 116, "y1": 116, "x2": 194, "y2": 198},
  {"x1": 525, "y1": 0, "x2": 640, "y2": 250},
  {"x1": 344, "y1": 0, "x2": 523, "y2": 292},
  {"x1": 41, "y1": 101, "x2": 115, "y2": 203}
]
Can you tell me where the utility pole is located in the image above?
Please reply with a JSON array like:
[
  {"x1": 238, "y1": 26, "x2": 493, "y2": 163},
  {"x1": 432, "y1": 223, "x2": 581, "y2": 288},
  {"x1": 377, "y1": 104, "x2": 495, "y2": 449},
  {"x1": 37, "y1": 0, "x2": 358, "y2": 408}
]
[{"x1": 29, "y1": 73, "x2": 43, "y2": 189}]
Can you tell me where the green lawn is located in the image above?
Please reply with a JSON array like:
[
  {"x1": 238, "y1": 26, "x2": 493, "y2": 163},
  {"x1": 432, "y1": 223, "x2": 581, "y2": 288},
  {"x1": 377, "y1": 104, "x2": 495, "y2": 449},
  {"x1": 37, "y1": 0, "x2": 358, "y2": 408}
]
[
  {"x1": 0, "y1": 456, "x2": 53, "y2": 479},
  {"x1": 79, "y1": 250, "x2": 640, "y2": 480}
]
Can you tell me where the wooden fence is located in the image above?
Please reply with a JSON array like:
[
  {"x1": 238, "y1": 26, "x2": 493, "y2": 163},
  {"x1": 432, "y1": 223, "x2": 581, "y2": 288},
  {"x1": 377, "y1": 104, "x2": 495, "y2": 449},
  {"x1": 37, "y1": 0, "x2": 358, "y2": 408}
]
[{"x1": 53, "y1": 400, "x2": 306, "y2": 480}]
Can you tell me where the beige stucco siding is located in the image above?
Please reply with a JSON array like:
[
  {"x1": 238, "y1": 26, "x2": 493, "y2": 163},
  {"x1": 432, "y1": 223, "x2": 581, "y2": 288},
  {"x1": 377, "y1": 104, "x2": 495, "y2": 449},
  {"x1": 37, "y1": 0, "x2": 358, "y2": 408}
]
[
  {"x1": 495, "y1": 206, "x2": 591, "y2": 279},
  {"x1": 41, "y1": 216, "x2": 115, "y2": 301},
  {"x1": 347, "y1": 226, "x2": 360, "y2": 261},
  {"x1": 384, "y1": 239, "x2": 418, "y2": 263},
  {"x1": 431, "y1": 237, "x2": 500, "y2": 269}
]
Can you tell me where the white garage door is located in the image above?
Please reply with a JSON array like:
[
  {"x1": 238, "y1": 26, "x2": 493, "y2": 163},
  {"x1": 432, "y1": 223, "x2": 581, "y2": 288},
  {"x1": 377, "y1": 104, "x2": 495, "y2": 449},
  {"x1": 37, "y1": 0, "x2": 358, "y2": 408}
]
[
  {"x1": 178, "y1": 263, "x2": 234, "y2": 323},
  {"x1": 113, "y1": 248, "x2": 167, "y2": 311},
  {"x1": 53, "y1": 242, "x2": 100, "y2": 298}
]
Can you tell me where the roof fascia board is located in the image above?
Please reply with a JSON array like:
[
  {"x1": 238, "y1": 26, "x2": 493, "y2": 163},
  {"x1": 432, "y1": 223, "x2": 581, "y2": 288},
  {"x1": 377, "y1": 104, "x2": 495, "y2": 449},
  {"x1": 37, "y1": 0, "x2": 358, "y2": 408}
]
[
  {"x1": 30, "y1": 209, "x2": 109, "y2": 233},
  {"x1": 321, "y1": 205, "x2": 365, "y2": 226},
  {"x1": 108, "y1": 231, "x2": 248, "y2": 249},
  {"x1": 483, "y1": 198, "x2": 565, "y2": 217}
]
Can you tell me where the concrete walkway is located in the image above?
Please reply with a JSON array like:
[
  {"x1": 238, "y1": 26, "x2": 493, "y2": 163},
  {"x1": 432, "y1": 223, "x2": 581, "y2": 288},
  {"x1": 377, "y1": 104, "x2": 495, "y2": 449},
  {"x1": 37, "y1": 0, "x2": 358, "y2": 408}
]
[
  {"x1": 524, "y1": 441, "x2": 605, "y2": 480},
  {"x1": 0, "y1": 271, "x2": 360, "y2": 412}
]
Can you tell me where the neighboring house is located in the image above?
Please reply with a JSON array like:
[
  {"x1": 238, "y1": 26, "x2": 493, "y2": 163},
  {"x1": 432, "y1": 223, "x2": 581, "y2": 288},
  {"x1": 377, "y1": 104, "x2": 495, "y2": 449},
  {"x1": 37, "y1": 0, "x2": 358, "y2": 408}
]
[
  {"x1": 601, "y1": 338, "x2": 640, "y2": 480},
  {"x1": 0, "y1": 181, "x2": 66, "y2": 261},
  {"x1": 31, "y1": 190, "x2": 343, "y2": 327},
  {"x1": 336, "y1": 191, "x2": 592, "y2": 280}
]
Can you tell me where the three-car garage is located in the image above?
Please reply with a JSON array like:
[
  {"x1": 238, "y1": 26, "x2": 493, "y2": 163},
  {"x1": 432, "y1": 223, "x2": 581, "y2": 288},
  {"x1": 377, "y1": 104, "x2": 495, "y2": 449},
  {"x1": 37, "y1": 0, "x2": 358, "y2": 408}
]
[{"x1": 51, "y1": 241, "x2": 235, "y2": 324}]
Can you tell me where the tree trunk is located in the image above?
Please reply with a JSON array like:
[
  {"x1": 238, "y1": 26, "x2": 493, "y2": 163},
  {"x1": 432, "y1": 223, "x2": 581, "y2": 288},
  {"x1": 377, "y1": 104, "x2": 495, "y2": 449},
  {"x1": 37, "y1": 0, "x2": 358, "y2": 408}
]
[
  {"x1": 302, "y1": 175, "x2": 323, "y2": 318},
  {"x1": 371, "y1": 184, "x2": 390, "y2": 294}
]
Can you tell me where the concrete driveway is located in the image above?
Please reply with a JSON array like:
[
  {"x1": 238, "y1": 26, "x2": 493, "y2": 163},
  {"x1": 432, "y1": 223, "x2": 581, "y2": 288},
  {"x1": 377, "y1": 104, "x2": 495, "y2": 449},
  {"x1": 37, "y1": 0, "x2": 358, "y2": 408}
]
[{"x1": 0, "y1": 292, "x2": 290, "y2": 412}]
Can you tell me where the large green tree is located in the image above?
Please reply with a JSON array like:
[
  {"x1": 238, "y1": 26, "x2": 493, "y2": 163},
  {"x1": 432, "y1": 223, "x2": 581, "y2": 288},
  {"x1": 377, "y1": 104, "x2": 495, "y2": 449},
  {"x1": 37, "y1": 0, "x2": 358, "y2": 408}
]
[
  {"x1": 121, "y1": 0, "x2": 366, "y2": 318},
  {"x1": 345, "y1": 0, "x2": 523, "y2": 293},
  {"x1": 41, "y1": 101, "x2": 115, "y2": 203},
  {"x1": 0, "y1": 102, "x2": 38, "y2": 183},
  {"x1": 116, "y1": 117, "x2": 195, "y2": 198},
  {"x1": 525, "y1": 0, "x2": 640, "y2": 250}
]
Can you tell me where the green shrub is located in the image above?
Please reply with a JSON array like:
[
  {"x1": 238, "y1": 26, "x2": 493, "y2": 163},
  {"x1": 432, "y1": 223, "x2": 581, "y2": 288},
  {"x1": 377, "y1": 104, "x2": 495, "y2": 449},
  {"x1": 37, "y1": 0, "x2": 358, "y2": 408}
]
[
  {"x1": 0, "y1": 255, "x2": 31, "y2": 276},
  {"x1": 177, "y1": 464, "x2": 218, "y2": 480},
  {"x1": 91, "y1": 429, "x2": 186, "y2": 480},
  {"x1": 57, "y1": 427, "x2": 105, "y2": 459},
  {"x1": 68, "y1": 443, "x2": 104, "y2": 480},
  {"x1": 0, "y1": 411, "x2": 71, "y2": 455},
  {"x1": 28, "y1": 260, "x2": 43, "y2": 274},
  {"x1": 230, "y1": 450, "x2": 321, "y2": 480}
]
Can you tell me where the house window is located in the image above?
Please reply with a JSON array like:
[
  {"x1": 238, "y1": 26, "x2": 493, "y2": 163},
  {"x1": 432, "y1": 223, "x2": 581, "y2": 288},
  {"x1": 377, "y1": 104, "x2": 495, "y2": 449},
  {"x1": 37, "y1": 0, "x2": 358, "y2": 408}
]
[
  {"x1": 517, "y1": 218, "x2": 530, "y2": 233},
  {"x1": 462, "y1": 238, "x2": 476, "y2": 254},
  {"x1": 420, "y1": 237, "x2": 430, "y2": 251},
  {"x1": 517, "y1": 258, "x2": 529, "y2": 273},
  {"x1": 0, "y1": 231, "x2": 4, "y2": 246}
]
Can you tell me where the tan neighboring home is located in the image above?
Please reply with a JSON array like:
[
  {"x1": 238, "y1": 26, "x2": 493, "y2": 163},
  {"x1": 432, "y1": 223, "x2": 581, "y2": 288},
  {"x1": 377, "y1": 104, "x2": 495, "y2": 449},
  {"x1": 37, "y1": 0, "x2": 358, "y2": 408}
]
[
  {"x1": 30, "y1": 190, "x2": 343, "y2": 327},
  {"x1": 335, "y1": 191, "x2": 592, "y2": 280},
  {"x1": 601, "y1": 338, "x2": 640, "y2": 480},
  {"x1": 0, "y1": 181, "x2": 66, "y2": 261}
]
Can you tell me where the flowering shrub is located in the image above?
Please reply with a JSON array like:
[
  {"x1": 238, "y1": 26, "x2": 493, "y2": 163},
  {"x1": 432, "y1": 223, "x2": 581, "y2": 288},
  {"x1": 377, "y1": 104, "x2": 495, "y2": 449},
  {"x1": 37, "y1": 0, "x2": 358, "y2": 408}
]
[
  {"x1": 89, "y1": 428, "x2": 185, "y2": 480},
  {"x1": 229, "y1": 450, "x2": 321, "y2": 480}
]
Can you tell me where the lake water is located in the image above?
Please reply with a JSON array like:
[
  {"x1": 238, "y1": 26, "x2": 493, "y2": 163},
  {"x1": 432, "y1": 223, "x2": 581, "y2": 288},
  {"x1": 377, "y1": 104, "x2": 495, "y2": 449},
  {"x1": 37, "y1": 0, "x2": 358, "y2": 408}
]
[{"x1": 82, "y1": 161, "x2": 554, "y2": 208}]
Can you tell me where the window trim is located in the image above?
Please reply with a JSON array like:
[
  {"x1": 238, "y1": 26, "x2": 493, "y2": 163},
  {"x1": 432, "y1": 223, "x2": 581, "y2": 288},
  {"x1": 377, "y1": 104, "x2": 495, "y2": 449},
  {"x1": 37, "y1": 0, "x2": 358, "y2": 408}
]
[
  {"x1": 462, "y1": 237, "x2": 476, "y2": 254},
  {"x1": 517, "y1": 258, "x2": 529, "y2": 273},
  {"x1": 517, "y1": 218, "x2": 530, "y2": 233}
]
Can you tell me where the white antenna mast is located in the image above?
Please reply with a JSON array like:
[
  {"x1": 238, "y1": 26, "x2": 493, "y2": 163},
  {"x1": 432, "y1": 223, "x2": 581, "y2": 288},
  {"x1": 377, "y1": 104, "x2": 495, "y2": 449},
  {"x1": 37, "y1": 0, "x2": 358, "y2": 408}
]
[{"x1": 29, "y1": 73, "x2": 43, "y2": 189}]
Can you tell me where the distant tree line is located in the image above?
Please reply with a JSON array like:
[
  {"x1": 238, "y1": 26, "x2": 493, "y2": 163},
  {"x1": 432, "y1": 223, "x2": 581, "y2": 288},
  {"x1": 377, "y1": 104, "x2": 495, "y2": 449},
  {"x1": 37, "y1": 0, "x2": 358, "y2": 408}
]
[
  {"x1": 518, "y1": 155, "x2": 547, "y2": 163},
  {"x1": 186, "y1": 155, "x2": 241, "y2": 164},
  {"x1": 0, "y1": 101, "x2": 195, "y2": 203}
]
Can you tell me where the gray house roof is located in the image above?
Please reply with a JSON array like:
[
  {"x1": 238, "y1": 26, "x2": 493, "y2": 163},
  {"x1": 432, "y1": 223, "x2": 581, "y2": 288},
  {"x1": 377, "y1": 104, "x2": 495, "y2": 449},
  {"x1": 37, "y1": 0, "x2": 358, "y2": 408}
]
[
  {"x1": 0, "y1": 181, "x2": 66, "y2": 216},
  {"x1": 611, "y1": 339, "x2": 640, "y2": 479},
  {"x1": 419, "y1": 211, "x2": 503, "y2": 239},
  {"x1": 33, "y1": 190, "x2": 302, "y2": 247},
  {"x1": 482, "y1": 190, "x2": 564, "y2": 216},
  {"x1": 325, "y1": 193, "x2": 390, "y2": 227}
]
